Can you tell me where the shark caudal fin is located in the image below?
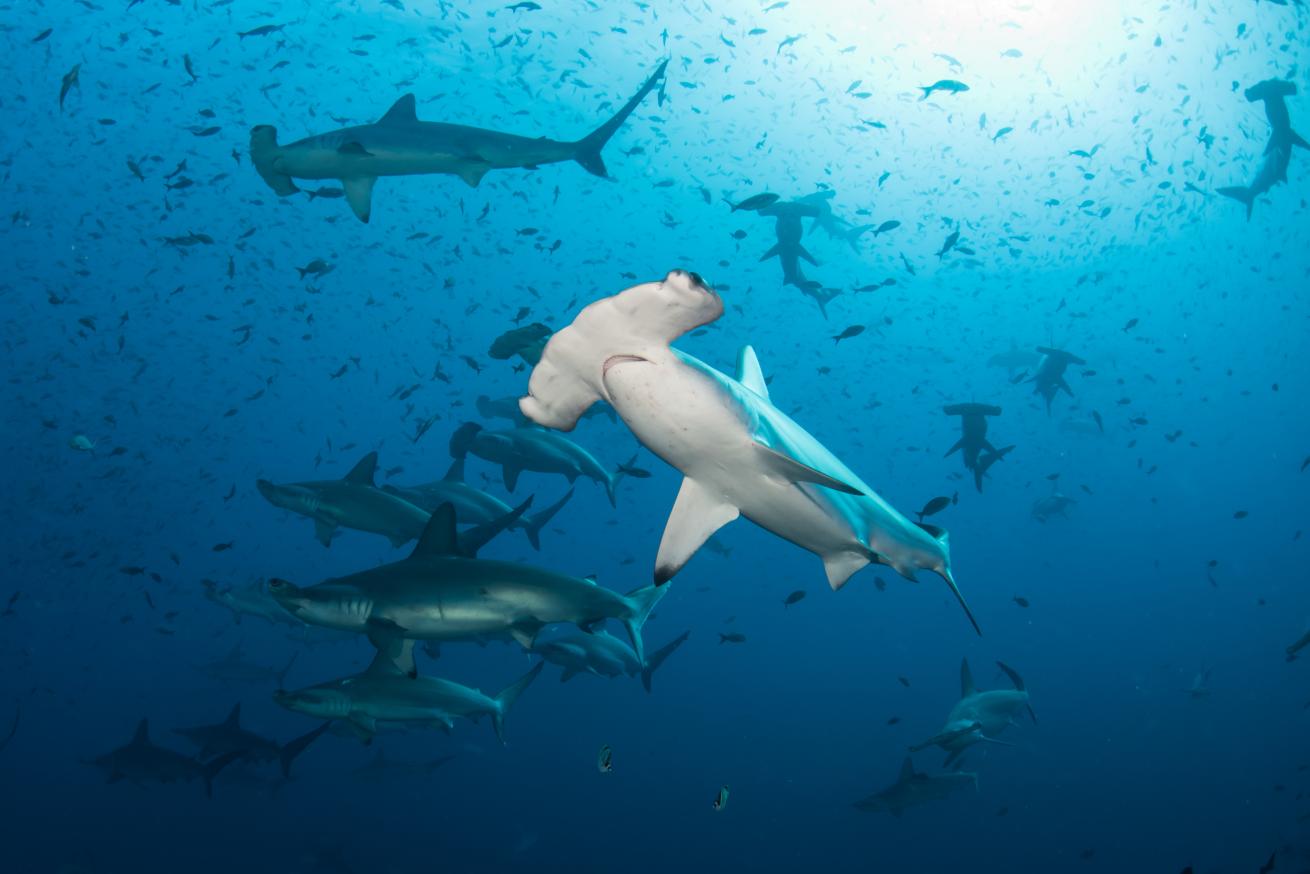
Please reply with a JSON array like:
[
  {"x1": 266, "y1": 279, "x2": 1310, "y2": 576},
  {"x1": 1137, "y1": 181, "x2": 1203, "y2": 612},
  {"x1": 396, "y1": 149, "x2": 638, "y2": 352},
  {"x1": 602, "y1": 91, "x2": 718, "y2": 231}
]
[
  {"x1": 640, "y1": 630, "x2": 690, "y2": 693},
  {"x1": 573, "y1": 58, "x2": 668, "y2": 178},
  {"x1": 492, "y1": 662, "x2": 544, "y2": 744},
  {"x1": 621, "y1": 583, "x2": 670, "y2": 664},
  {"x1": 250, "y1": 126, "x2": 300, "y2": 196},
  {"x1": 1217, "y1": 185, "x2": 1255, "y2": 220},
  {"x1": 520, "y1": 270, "x2": 723, "y2": 431},
  {"x1": 521, "y1": 488, "x2": 573, "y2": 550},
  {"x1": 279, "y1": 721, "x2": 331, "y2": 778},
  {"x1": 202, "y1": 750, "x2": 245, "y2": 799}
]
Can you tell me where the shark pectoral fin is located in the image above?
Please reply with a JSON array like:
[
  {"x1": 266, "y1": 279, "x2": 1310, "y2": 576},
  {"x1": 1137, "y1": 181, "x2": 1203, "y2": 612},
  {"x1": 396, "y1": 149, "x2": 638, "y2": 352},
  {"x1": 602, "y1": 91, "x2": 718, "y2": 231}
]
[
  {"x1": 759, "y1": 243, "x2": 781, "y2": 261},
  {"x1": 822, "y1": 551, "x2": 871, "y2": 590},
  {"x1": 349, "y1": 714, "x2": 377, "y2": 735},
  {"x1": 313, "y1": 518, "x2": 336, "y2": 547},
  {"x1": 365, "y1": 618, "x2": 409, "y2": 665},
  {"x1": 457, "y1": 162, "x2": 490, "y2": 187},
  {"x1": 341, "y1": 176, "x2": 377, "y2": 224},
  {"x1": 753, "y1": 443, "x2": 863, "y2": 495},
  {"x1": 736, "y1": 346, "x2": 770, "y2": 399},
  {"x1": 797, "y1": 243, "x2": 819, "y2": 265},
  {"x1": 654, "y1": 477, "x2": 740, "y2": 584}
]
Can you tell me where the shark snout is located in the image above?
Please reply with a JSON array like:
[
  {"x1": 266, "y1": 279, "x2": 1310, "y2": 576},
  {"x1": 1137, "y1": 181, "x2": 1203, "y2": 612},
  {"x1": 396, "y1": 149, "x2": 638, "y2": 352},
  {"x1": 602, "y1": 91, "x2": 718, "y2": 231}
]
[{"x1": 266, "y1": 578, "x2": 304, "y2": 611}]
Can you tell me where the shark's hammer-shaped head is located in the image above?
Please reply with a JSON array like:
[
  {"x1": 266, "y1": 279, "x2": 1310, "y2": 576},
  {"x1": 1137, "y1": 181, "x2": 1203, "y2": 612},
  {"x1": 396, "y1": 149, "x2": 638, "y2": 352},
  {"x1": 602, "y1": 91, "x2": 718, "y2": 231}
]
[
  {"x1": 274, "y1": 685, "x2": 351, "y2": 721},
  {"x1": 521, "y1": 269, "x2": 722, "y2": 431},
  {"x1": 267, "y1": 579, "x2": 371, "y2": 630}
]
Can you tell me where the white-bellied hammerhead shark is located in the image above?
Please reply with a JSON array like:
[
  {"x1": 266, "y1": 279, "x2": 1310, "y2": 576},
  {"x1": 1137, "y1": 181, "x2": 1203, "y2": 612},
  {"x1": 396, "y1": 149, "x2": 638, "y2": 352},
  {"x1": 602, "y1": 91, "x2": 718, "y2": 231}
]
[
  {"x1": 173, "y1": 704, "x2": 329, "y2": 777},
  {"x1": 853, "y1": 756, "x2": 978, "y2": 815},
  {"x1": 518, "y1": 270, "x2": 980, "y2": 634},
  {"x1": 911, "y1": 659, "x2": 1035, "y2": 766},
  {"x1": 450, "y1": 422, "x2": 622, "y2": 507},
  {"x1": 257, "y1": 451, "x2": 431, "y2": 548},
  {"x1": 532, "y1": 629, "x2": 690, "y2": 692},
  {"x1": 275, "y1": 641, "x2": 543, "y2": 744},
  {"x1": 943, "y1": 403, "x2": 1013, "y2": 493},
  {"x1": 1218, "y1": 79, "x2": 1306, "y2": 219},
  {"x1": 268, "y1": 503, "x2": 667, "y2": 661},
  {"x1": 382, "y1": 456, "x2": 572, "y2": 550},
  {"x1": 87, "y1": 719, "x2": 245, "y2": 798},
  {"x1": 251, "y1": 59, "x2": 669, "y2": 222}
]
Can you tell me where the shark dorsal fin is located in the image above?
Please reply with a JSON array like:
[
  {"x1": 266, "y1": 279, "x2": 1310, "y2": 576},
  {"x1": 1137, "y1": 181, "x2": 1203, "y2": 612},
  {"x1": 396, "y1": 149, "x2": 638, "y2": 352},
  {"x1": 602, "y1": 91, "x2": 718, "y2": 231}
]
[
  {"x1": 343, "y1": 452, "x2": 378, "y2": 486},
  {"x1": 960, "y1": 658, "x2": 976, "y2": 697},
  {"x1": 898, "y1": 757, "x2": 916, "y2": 782},
  {"x1": 736, "y1": 345, "x2": 770, "y2": 399},
  {"x1": 378, "y1": 94, "x2": 418, "y2": 125},
  {"x1": 224, "y1": 703, "x2": 241, "y2": 728},
  {"x1": 442, "y1": 457, "x2": 466, "y2": 483},
  {"x1": 132, "y1": 718, "x2": 150, "y2": 746},
  {"x1": 456, "y1": 497, "x2": 531, "y2": 557},
  {"x1": 410, "y1": 503, "x2": 460, "y2": 559}
]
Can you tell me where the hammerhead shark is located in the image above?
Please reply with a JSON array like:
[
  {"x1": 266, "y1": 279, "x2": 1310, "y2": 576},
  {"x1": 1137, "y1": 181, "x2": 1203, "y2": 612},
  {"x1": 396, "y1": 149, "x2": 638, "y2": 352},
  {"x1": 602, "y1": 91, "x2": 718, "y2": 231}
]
[
  {"x1": 1029, "y1": 346, "x2": 1086, "y2": 414},
  {"x1": 518, "y1": 270, "x2": 979, "y2": 634},
  {"x1": 1218, "y1": 79, "x2": 1306, "y2": 218},
  {"x1": 911, "y1": 659, "x2": 1036, "y2": 766},
  {"x1": 943, "y1": 403, "x2": 1013, "y2": 492},
  {"x1": 251, "y1": 59, "x2": 668, "y2": 222},
  {"x1": 853, "y1": 757, "x2": 978, "y2": 815}
]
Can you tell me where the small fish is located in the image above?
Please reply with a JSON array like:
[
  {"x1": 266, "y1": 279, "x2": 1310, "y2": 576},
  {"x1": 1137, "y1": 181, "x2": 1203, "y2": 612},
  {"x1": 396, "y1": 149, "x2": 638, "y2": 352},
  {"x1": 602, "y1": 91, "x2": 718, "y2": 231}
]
[
  {"x1": 730, "y1": 193, "x2": 779, "y2": 212},
  {"x1": 718, "y1": 632, "x2": 746, "y2": 645},
  {"x1": 920, "y1": 79, "x2": 969, "y2": 100},
  {"x1": 916, "y1": 496, "x2": 951, "y2": 521},
  {"x1": 992, "y1": 126, "x2": 1013, "y2": 142},
  {"x1": 237, "y1": 24, "x2": 285, "y2": 39},
  {"x1": 936, "y1": 230, "x2": 960, "y2": 259},
  {"x1": 1013, "y1": 595, "x2": 1030, "y2": 608},
  {"x1": 597, "y1": 744, "x2": 613, "y2": 774},
  {"x1": 1091, "y1": 411, "x2": 1104, "y2": 433},
  {"x1": 211, "y1": 541, "x2": 235, "y2": 552},
  {"x1": 59, "y1": 63, "x2": 81, "y2": 111},
  {"x1": 783, "y1": 590, "x2": 806, "y2": 607},
  {"x1": 712, "y1": 784, "x2": 730, "y2": 811},
  {"x1": 617, "y1": 455, "x2": 652, "y2": 479},
  {"x1": 1122, "y1": 318, "x2": 1139, "y2": 332},
  {"x1": 1233, "y1": 510, "x2": 1248, "y2": 520},
  {"x1": 897, "y1": 676, "x2": 910, "y2": 687},
  {"x1": 68, "y1": 434, "x2": 96, "y2": 452},
  {"x1": 874, "y1": 220, "x2": 900, "y2": 236},
  {"x1": 832, "y1": 325, "x2": 865, "y2": 344}
]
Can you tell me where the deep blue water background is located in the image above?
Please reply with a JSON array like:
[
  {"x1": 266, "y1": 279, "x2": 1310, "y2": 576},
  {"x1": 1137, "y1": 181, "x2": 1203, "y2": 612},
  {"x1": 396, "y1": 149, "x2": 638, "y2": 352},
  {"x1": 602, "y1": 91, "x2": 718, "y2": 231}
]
[{"x1": 2, "y1": 1, "x2": 1308, "y2": 872}]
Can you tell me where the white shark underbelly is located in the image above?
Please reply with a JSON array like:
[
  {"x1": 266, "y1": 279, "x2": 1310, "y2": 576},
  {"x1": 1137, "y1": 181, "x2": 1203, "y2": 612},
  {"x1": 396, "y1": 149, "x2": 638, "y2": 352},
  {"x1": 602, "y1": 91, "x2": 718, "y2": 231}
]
[{"x1": 601, "y1": 356, "x2": 867, "y2": 565}]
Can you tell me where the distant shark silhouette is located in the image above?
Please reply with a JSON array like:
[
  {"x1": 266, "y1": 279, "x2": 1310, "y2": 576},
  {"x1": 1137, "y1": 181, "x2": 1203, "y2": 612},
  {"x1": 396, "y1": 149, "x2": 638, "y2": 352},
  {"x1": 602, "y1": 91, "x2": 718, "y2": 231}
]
[
  {"x1": 251, "y1": 59, "x2": 668, "y2": 222},
  {"x1": 1218, "y1": 79, "x2": 1306, "y2": 219}
]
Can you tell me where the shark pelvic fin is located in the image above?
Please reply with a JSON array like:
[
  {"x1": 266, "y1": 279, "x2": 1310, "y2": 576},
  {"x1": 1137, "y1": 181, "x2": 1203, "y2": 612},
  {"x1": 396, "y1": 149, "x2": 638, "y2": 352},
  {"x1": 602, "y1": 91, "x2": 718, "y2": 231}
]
[
  {"x1": 366, "y1": 639, "x2": 415, "y2": 678},
  {"x1": 342, "y1": 176, "x2": 377, "y2": 224},
  {"x1": 753, "y1": 443, "x2": 863, "y2": 495},
  {"x1": 654, "y1": 476, "x2": 740, "y2": 584},
  {"x1": 378, "y1": 94, "x2": 418, "y2": 125},
  {"x1": 314, "y1": 517, "x2": 336, "y2": 547},
  {"x1": 736, "y1": 346, "x2": 770, "y2": 399}
]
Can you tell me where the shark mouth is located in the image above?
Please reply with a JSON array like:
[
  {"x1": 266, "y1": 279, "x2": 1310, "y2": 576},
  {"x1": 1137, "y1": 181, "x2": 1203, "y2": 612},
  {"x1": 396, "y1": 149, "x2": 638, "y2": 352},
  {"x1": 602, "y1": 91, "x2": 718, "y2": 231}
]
[{"x1": 602, "y1": 354, "x2": 650, "y2": 376}]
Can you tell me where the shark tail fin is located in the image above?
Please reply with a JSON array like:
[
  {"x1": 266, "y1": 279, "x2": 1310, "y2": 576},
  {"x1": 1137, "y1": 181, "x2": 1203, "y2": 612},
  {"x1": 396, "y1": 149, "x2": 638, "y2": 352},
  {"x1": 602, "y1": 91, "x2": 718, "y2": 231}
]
[
  {"x1": 203, "y1": 750, "x2": 245, "y2": 799},
  {"x1": 621, "y1": 582, "x2": 670, "y2": 665},
  {"x1": 522, "y1": 488, "x2": 573, "y2": 550},
  {"x1": 249, "y1": 126, "x2": 299, "y2": 196},
  {"x1": 1216, "y1": 185, "x2": 1255, "y2": 220},
  {"x1": 492, "y1": 663, "x2": 544, "y2": 744},
  {"x1": 279, "y1": 721, "x2": 331, "y2": 778},
  {"x1": 640, "y1": 630, "x2": 690, "y2": 693},
  {"x1": 573, "y1": 58, "x2": 668, "y2": 178}
]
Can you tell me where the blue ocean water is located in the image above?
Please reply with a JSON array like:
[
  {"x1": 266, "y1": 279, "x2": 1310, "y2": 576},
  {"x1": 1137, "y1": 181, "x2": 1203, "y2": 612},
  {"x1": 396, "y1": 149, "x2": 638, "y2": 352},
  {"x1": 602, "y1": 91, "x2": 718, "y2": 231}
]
[{"x1": 2, "y1": 1, "x2": 1308, "y2": 872}]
